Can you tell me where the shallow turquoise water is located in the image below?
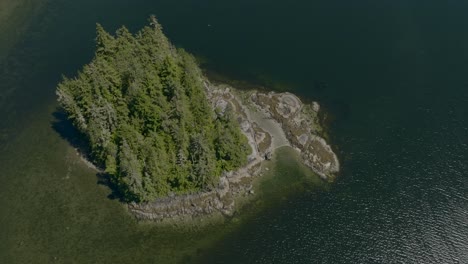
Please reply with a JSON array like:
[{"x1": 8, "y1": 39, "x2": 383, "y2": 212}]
[{"x1": 1, "y1": 0, "x2": 467, "y2": 263}]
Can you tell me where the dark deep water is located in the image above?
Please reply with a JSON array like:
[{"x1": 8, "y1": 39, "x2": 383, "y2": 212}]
[{"x1": 1, "y1": 0, "x2": 467, "y2": 263}]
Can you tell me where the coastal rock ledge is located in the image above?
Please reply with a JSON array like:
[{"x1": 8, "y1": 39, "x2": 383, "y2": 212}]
[{"x1": 128, "y1": 81, "x2": 340, "y2": 222}]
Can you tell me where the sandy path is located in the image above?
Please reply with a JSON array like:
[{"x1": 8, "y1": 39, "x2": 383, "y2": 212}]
[{"x1": 244, "y1": 106, "x2": 290, "y2": 150}]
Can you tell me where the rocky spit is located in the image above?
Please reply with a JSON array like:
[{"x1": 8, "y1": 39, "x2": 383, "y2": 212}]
[{"x1": 128, "y1": 81, "x2": 340, "y2": 223}]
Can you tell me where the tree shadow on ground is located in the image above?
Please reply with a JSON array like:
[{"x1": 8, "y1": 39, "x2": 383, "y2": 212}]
[{"x1": 51, "y1": 108, "x2": 126, "y2": 202}]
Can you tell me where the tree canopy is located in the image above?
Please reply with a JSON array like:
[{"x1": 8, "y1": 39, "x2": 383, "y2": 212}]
[{"x1": 57, "y1": 16, "x2": 251, "y2": 202}]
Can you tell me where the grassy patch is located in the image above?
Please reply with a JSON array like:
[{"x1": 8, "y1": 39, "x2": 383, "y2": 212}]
[{"x1": 252, "y1": 122, "x2": 272, "y2": 154}]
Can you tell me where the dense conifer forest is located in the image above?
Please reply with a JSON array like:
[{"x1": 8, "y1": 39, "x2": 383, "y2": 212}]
[{"x1": 57, "y1": 16, "x2": 251, "y2": 202}]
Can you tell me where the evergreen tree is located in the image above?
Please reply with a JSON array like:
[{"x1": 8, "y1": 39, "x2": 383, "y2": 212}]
[{"x1": 57, "y1": 17, "x2": 250, "y2": 202}]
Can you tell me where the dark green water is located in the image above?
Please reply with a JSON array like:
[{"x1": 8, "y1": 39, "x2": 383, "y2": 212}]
[{"x1": 1, "y1": 0, "x2": 467, "y2": 263}]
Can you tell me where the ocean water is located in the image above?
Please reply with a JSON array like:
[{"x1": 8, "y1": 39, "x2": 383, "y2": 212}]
[{"x1": 0, "y1": 0, "x2": 467, "y2": 263}]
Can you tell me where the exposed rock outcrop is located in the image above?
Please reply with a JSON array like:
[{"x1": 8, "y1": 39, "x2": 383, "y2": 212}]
[
  {"x1": 249, "y1": 91, "x2": 340, "y2": 179},
  {"x1": 128, "y1": 81, "x2": 340, "y2": 222}
]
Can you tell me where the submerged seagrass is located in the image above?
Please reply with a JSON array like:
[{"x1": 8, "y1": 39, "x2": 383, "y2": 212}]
[{"x1": 56, "y1": 16, "x2": 251, "y2": 202}]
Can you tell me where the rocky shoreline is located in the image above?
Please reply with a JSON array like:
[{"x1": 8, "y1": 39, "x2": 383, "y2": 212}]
[{"x1": 127, "y1": 81, "x2": 340, "y2": 223}]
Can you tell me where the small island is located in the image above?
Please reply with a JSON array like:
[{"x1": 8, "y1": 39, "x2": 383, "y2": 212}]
[{"x1": 57, "y1": 16, "x2": 339, "y2": 222}]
